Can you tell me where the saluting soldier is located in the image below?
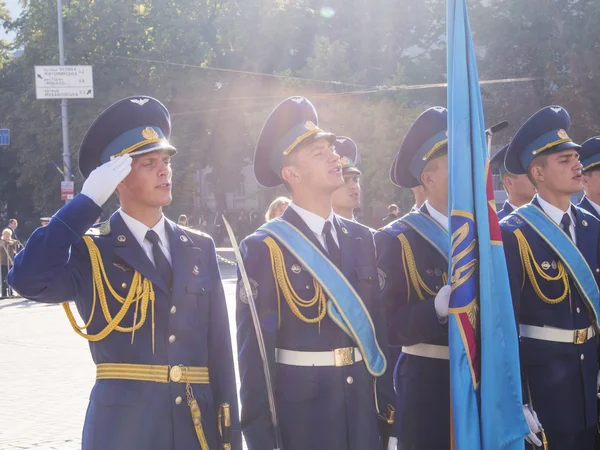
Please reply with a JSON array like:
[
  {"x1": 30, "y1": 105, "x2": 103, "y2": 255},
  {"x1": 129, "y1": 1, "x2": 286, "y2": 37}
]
[
  {"x1": 490, "y1": 143, "x2": 536, "y2": 220},
  {"x1": 500, "y1": 106, "x2": 600, "y2": 450},
  {"x1": 331, "y1": 136, "x2": 362, "y2": 222},
  {"x1": 578, "y1": 137, "x2": 600, "y2": 221},
  {"x1": 236, "y1": 96, "x2": 395, "y2": 450},
  {"x1": 8, "y1": 96, "x2": 240, "y2": 450},
  {"x1": 375, "y1": 107, "x2": 452, "y2": 450}
]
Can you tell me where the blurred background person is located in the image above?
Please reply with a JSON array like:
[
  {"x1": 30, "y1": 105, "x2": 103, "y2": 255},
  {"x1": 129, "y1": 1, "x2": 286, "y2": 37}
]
[
  {"x1": 0, "y1": 228, "x2": 17, "y2": 298},
  {"x1": 382, "y1": 204, "x2": 399, "y2": 227},
  {"x1": 331, "y1": 136, "x2": 362, "y2": 221},
  {"x1": 177, "y1": 214, "x2": 188, "y2": 226},
  {"x1": 265, "y1": 196, "x2": 291, "y2": 221},
  {"x1": 3, "y1": 218, "x2": 18, "y2": 241}
]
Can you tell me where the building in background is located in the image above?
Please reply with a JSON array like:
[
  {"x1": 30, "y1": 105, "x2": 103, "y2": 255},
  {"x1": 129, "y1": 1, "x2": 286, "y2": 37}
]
[{"x1": 197, "y1": 163, "x2": 261, "y2": 213}]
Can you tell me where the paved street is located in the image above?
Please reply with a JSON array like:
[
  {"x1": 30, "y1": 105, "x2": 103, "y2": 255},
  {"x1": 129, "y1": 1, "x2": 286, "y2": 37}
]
[{"x1": 0, "y1": 266, "x2": 239, "y2": 450}]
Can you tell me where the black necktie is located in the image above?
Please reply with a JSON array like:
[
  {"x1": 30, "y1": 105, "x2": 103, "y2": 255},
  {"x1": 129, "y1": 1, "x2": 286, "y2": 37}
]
[
  {"x1": 145, "y1": 230, "x2": 173, "y2": 288},
  {"x1": 322, "y1": 221, "x2": 341, "y2": 269},
  {"x1": 561, "y1": 213, "x2": 573, "y2": 241}
]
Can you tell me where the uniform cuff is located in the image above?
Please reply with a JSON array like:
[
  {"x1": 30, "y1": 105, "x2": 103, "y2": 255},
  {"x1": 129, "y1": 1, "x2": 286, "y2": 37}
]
[{"x1": 52, "y1": 193, "x2": 103, "y2": 240}]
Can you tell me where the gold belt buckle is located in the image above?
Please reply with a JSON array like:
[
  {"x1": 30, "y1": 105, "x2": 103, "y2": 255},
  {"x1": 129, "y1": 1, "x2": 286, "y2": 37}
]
[
  {"x1": 333, "y1": 347, "x2": 354, "y2": 367},
  {"x1": 574, "y1": 328, "x2": 588, "y2": 345},
  {"x1": 170, "y1": 365, "x2": 183, "y2": 382}
]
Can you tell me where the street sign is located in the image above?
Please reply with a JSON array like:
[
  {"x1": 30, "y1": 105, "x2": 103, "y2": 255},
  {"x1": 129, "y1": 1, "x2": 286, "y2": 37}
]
[
  {"x1": 35, "y1": 66, "x2": 94, "y2": 99},
  {"x1": 61, "y1": 180, "x2": 75, "y2": 201},
  {"x1": 0, "y1": 129, "x2": 8, "y2": 145}
]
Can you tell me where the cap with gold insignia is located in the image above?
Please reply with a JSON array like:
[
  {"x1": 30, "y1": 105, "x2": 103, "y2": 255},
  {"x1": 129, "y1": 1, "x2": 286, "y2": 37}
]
[
  {"x1": 390, "y1": 107, "x2": 448, "y2": 188},
  {"x1": 79, "y1": 96, "x2": 177, "y2": 178},
  {"x1": 504, "y1": 106, "x2": 580, "y2": 175},
  {"x1": 254, "y1": 96, "x2": 336, "y2": 187},
  {"x1": 335, "y1": 136, "x2": 361, "y2": 176},
  {"x1": 490, "y1": 143, "x2": 509, "y2": 176},
  {"x1": 579, "y1": 136, "x2": 600, "y2": 173}
]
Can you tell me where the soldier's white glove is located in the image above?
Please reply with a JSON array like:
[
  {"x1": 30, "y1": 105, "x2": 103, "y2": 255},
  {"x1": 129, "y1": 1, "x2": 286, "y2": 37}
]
[
  {"x1": 387, "y1": 437, "x2": 398, "y2": 450},
  {"x1": 81, "y1": 155, "x2": 132, "y2": 207},
  {"x1": 434, "y1": 285, "x2": 452, "y2": 323},
  {"x1": 523, "y1": 404, "x2": 543, "y2": 447}
]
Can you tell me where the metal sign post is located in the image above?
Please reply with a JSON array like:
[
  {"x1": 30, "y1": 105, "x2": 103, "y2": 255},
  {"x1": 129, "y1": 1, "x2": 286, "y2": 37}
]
[
  {"x1": 58, "y1": 0, "x2": 71, "y2": 198},
  {"x1": 33, "y1": 0, "x2": 95, "y2": 202}
]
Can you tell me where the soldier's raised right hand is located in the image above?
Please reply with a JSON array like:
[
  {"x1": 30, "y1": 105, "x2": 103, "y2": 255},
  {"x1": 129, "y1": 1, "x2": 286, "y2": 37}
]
[{"x1": 81, "y1": 154, "x2": 132, "y2": 207}]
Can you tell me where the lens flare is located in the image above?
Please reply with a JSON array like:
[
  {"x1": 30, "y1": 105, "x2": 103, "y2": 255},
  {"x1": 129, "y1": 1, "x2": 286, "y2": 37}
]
[{"x1": 320, "y1": 7, "x2": 335, "y2": 18}]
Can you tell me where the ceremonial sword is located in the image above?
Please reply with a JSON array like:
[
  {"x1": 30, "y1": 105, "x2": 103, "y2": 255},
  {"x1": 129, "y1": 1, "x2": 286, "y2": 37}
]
[{"x1": 222, "y1": 216, "x2": 283, "y2": 450}]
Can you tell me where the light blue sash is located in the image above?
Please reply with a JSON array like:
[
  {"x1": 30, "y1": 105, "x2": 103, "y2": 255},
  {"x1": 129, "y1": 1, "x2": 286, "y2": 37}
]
[
  {"x1": 515, "y1": 204, "x2": 600, "y2": 327},
  {"x1": 401, "y1": 212, "x2": 449, "y2": 262},
  {"x1": 260, "y1": 219, "x2": 386, "y2": 376}
]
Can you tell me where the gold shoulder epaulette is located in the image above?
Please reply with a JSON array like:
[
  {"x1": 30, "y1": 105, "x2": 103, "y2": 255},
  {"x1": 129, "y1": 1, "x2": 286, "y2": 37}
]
[{"x1": 85, "y1": 221, "x2": 111, "y2": 236}]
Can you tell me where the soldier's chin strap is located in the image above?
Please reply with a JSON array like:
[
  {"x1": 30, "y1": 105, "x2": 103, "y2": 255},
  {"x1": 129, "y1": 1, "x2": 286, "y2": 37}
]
[{"x1": 62, "y1": 236, "x2": 156, "y2": 352}]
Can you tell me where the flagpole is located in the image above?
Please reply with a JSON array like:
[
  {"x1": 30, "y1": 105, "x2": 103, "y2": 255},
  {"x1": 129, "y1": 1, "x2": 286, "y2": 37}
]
[{"x1": 485, "y1": 121, "x2": 509, "y2": 156}]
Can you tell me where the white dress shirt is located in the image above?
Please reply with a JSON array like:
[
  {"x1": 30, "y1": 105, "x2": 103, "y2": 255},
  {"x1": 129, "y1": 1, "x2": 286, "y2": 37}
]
[
  {"x1": 586, "y1": 197, "x2": 600, "y2": 218},
  {"x1": 424, "y1": 201, "x2": 449, "y2": 232},
  {"x1": 536, "y1": 196, "x2": 576, "y2": 245},
  {"x1": 288, "y1": 203, "x2": 339, "y2": 252},
  {"x1": 508, "y1": 202, "x2": 518, "y2": 211},
  {"x1": 119, "y1": 210, "x2": 172, "y2": 266}
]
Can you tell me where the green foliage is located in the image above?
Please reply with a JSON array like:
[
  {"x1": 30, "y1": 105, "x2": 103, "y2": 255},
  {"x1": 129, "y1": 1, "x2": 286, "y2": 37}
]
[{"x1": 1, "y1": 0, "x2": 598, "y2": 236}]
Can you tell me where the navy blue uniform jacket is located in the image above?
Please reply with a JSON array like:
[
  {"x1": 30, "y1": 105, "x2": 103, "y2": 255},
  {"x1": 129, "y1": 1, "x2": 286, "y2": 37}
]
[
  {"x1": 236, "y1": 207, "x2": 394, "y2": 450},
  {"x1": 375, "y1": 207, "x2": 450, "y2": 449},
  {"x1": 8, "y1": 194, "x2": 240, "y2": 450},
  {"x1": 500, "y1": 199, "x2": 600, "y2": 434}
]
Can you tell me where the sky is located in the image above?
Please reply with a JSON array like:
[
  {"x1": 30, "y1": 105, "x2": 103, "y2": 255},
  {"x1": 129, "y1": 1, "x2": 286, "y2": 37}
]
[{"x1": 1, "y1": 0, "x2": 22, "y2": 41}]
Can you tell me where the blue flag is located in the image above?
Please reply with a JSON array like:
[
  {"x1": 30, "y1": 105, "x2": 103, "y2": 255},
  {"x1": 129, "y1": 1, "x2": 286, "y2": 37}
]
[{"x1": 446, "y1": 0, "x2": 529, "y2": 448}]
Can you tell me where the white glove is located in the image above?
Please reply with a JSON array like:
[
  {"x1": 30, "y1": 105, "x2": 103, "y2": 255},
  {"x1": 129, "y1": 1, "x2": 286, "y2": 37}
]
[
  {"x1": 523, "y1": 404, "x2": 543, "y2": 447},
  {"x1": 387, "y1": 437, "x2": 398, "y2": 450},
  {"x1": 434, "y1": 285, "x2": 452, "y2": 322},
  {"x1": 81, "y1": 155, "x2": 132, "y2": 207}
]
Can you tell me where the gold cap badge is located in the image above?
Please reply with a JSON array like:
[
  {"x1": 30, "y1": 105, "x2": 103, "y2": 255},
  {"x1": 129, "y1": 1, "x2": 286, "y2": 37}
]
[
  {"x1": 304, "y1": 121, "x2": 318, "y2": 131},
  {"x1": 557, "y1": 129, "x2": 568, "y2": 140},
  {"x1": 142, "y1": 127, "x2": 159, "y2": 140}
]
